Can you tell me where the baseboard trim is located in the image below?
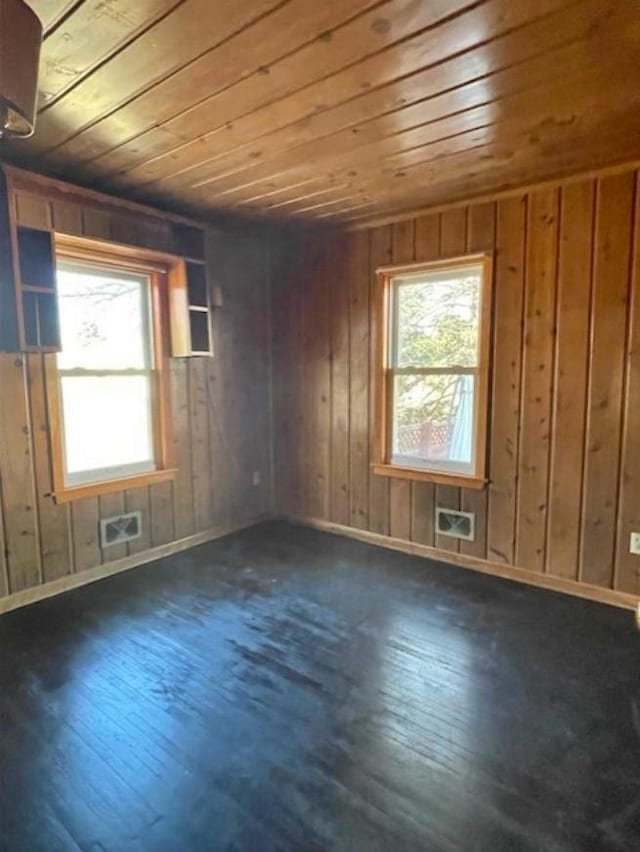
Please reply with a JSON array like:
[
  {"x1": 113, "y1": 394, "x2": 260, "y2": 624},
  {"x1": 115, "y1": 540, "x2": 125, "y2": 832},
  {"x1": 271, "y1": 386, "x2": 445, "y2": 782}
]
[
  {"x1": 285, "y1": 515, "x2": 640, "y2": 612},
  {"x1": 0, "y1": 513, "x2": 272, "y2": 616}
]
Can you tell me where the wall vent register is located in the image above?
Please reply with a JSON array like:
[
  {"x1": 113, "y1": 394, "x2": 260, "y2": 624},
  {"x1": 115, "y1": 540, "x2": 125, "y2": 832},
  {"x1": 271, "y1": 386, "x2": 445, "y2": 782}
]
[
  {"x1": 100, "y1": 511, "x2": 142, "y2": 547},
  {"x1": 435, "y1": 507, "x2": 475, "y2": 542}
]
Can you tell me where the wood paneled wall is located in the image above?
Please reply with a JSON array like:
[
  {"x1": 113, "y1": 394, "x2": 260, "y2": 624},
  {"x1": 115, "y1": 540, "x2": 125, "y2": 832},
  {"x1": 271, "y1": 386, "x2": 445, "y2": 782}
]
[
  {"x1": 0, "y1": 185, "x2": 273, "y2": 603},
  {"x1": 272, "y1": 167, "x2": 640, "y2": 598}
]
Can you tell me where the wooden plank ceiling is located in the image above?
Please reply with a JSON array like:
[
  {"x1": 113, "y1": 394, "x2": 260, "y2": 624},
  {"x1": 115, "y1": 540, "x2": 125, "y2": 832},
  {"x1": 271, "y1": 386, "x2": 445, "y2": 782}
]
[{"x1": 1, "y1": 0, "x2": 639, "y2": 226}]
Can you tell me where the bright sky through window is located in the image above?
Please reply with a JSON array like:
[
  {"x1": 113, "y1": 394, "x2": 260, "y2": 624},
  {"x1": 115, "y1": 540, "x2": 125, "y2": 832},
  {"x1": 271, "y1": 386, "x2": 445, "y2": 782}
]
[
  {"x1": 375, "y1": 254, "x2": 492, "y2": 486},
  {"x1": 56, "y1": 261, "x2": 156, "y2": 486}
]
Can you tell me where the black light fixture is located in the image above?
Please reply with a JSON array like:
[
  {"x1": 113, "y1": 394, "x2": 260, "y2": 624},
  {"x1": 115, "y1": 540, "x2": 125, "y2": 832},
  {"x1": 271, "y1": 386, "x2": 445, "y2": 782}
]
[{"x1": 0, "y1": 0, "x2": 43, "y2": 138}]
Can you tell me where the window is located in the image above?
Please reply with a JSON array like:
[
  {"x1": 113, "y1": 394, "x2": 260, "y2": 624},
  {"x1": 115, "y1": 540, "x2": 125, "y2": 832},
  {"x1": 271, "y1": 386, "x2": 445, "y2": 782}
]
[
  {"x1": 373, "y1": 254, "x2": 492, "y2": 488},
  {"x1": 47, "y1": 242, "x2": 175, "y2": 501}
]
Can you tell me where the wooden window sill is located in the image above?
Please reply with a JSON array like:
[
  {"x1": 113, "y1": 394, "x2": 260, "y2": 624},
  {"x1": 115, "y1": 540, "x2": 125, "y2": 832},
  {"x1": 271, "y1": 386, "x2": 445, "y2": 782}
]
[
  {"x1": 52, "y1": 468, "x2": 177, "y2": 504},
  {"x1": 371, "y1": 463, "x2": 487, "y2": 490}
]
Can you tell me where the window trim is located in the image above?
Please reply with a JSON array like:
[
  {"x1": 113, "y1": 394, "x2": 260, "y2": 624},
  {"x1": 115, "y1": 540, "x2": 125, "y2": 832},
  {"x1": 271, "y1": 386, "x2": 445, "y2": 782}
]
[
  {"x1": 372, "y1": 253, "x2": 493, "y2": 490},
  {"x1": 46, "y1": 237, "x2": 176, "y2": 503}
]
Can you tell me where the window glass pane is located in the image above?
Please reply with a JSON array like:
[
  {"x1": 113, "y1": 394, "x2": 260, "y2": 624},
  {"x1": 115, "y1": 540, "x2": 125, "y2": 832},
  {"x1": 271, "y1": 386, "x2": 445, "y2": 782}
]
[
  {"x1": 391, "y1": 373, "x2": 475, "y2": 473},
  {"x1": 57, "y1": 262, "x2": 151, "y2": 371},
  {"x1": 394, "y1": 265, "x2": 482, "y2": 368},
  {"x1": 60, "y1": 376, "x2": 155, "y2": 483}
]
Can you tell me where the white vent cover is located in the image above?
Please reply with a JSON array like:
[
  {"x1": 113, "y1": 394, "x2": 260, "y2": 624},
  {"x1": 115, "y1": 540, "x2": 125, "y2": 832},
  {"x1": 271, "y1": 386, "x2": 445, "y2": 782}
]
[
  {"x1": 435, "y1": 507, "x2": 475, "y2": 541},
  {"x1": 100, "y1": 511, "x2": 142, "y2": 548}
]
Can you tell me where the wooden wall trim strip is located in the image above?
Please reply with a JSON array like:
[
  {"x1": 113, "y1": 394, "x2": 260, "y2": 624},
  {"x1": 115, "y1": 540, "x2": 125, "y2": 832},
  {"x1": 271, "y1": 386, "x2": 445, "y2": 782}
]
[
  {"x1": 0, "y1": 513, "x2": 271, "y2": 616},
  {"x1": 285, "y1": 514, "x2": 640, "y2": 613},
  {"x1": 2, "y1": 165, "x2": 208, "y2": 230}
]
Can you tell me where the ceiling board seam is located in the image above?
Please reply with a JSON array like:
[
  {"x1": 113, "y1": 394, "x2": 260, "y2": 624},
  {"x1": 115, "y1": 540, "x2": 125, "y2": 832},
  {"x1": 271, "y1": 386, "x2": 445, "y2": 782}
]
[
  {"x1": 132, "y1": 1, "x2": 587, "y2": 193},
  {"x1": 73, "y1": 0, "x2": 388, "y2": 172},
  {"x1": 41, "y1": 0, "x2": 87, "y2": 38},
  {"x1": 340, "y1": 158, "x2": 640, "y2": 230},
  {"x1": 166, "y1": 44, "x2": 621, "y2": 211},
  {"x1": 187, "y1": 116, "x2": 495, "y2": 199},
  {"x1": 39, "y1": 0, "x2": 190, "y2": 113},
  {"x1": 237, "y1": 136, "x2": 492, "y2": 214},
  {"x1": 39, "y1": 0, "x2": 291, "y2": 148},
  {"x1": 65, "y1": 0, "x2": 486, "y2": 182},
  {"x1": 123, "y1": 0, "x2": 490, "y2": 182}
]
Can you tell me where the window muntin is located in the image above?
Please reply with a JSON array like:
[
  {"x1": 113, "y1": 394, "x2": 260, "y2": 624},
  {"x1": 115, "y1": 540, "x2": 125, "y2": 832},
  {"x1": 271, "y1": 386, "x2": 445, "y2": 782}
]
[
  {"x1": 55, "y1": 259, "x2": 157, "y2": 487},
  {"x1": 378, "y1": 256, "x2": 491, "y2": 484}
]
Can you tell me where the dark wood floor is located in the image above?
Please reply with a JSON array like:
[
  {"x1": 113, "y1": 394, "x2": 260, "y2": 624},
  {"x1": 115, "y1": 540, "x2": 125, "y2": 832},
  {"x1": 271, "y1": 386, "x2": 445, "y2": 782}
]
[{"x1": 1, "y1": 521, "x2": 640, "y2": 852}]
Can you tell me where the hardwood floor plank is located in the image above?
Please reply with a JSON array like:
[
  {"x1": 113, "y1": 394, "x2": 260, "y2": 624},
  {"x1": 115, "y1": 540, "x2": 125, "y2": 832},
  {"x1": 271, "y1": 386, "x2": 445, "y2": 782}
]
[{"x1": 1, "y1": 520, "x2": 640, "y2": 851}]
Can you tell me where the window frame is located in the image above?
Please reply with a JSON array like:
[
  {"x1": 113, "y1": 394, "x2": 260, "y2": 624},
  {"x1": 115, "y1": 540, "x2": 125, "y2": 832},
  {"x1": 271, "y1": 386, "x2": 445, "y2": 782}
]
[
  {"x1": 46, "y1": 237, "x2": 176, "y2": 503},
  {"x1": 372, "y1": 253, "x2": 493, "y2": 490}
]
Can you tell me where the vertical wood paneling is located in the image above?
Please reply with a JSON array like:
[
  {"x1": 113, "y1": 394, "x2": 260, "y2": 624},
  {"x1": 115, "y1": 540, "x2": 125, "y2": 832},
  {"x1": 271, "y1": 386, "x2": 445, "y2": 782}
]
[
  {"x1": 15, "y1": 195, "x2": 51, "y2": 229},
  {"x1": 0, "y1": 356, "x2": 41, "y2": 592},
  {"x1": 546, "y1": 181, "x2": 594, "y2": 579},
  {"x1": 368, "y1": 226, "x2": 392, "y2": 535},
  {"x1": 410, "y1": 212, "x2": 440, "y2": 547},
  {"x1": 580, "y1": 173, "x2": 635, "y2": 588},
  {"x1": 26, "y1": 354, "x2": 72, "y2": 581},
  {"x1": 99, "y1": 492, "x2": 128, "y2": 561},
  {"x1": 515, "y1": 188, "x2": 559, "y2": 573},
  {"x1": 487, "y1": 196, "x2": 526, "y2": 565},
  {"x1": 125, "y1": 487, "x2": 152, "y2": 555},
  {"x1": 0, "y1": 490, "x2": 7, "y2": 597},
  {"x1": 349, "y1": 229, "x2": 370, "y2": 530},
  {"x1": 615, "y1": 175, "x2": 640, "y2": 594},
  {"x1": 70, "y1": 498, "x2": 100, "y2": 573},
  {"x1": 272, "y1": 165, "x2": 640, "y2": 600},
  {"x1": 150, "y1": 481, "x2": 175, "y2": 547},
  {"x1": 206, "y1": 231, "x2": 233, "y2": 528},
  {"x1": 82, "y1": 208, "x2": 112, "y2": 240},
  {"x1": 461, "y1": 202, "x2": 496, "y2": 559},
  {"x1": 435, "y1": 208, "x2": 467, "y2": 553},
  {"x1": 389, "y1": 220, "x2": 414, "y2": 541},
  {"x1": 170, "y1": 358, "x2": 195, "y2": 540},
  {"x1": 1, "y1": 188, "x2": 273, "y2": 601},
  {"x1": 330, "y1": 235, "x2": 350, "y2": 526},
  {"x1": 52, "y1": 201, "x2": 83, "y2": 235},
  {"x1": 302, "y1": 240, "x2": 330, "y2": 519},
  {"x1": 272, "y1": 243, "x2": 301, "y2": 516},
  {"x1": 190, "y1": 359, "x2": 212, "y2": 532}
]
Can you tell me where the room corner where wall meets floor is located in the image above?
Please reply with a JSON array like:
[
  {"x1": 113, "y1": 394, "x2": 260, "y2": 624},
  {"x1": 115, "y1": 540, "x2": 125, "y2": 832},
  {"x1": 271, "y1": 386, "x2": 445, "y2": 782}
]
[
  {"x1": 1, "y1": 0, "x2": 640, "y2": 847},
  {"x1": 0, "y1": 169, "x2": 281, "y2": 611},
  {"x1": 270, "y1": 164, "x2": 640, "y2": 611}
]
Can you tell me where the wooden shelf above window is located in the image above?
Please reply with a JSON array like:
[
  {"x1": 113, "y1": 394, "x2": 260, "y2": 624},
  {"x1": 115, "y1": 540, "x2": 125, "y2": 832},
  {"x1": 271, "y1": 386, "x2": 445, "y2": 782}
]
[
  {"x1": 172, "y1": 223, "x2": 205, "y2": 262},
  {"x1": 14, "y1": 225, "x2": 61, "y2": 351},
  {"x1": 0, "y1": 165, "x2": 214, "y2": 355},
  {"x1": 168, "y1": 259, "x2": 213, "y2": 357}
]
